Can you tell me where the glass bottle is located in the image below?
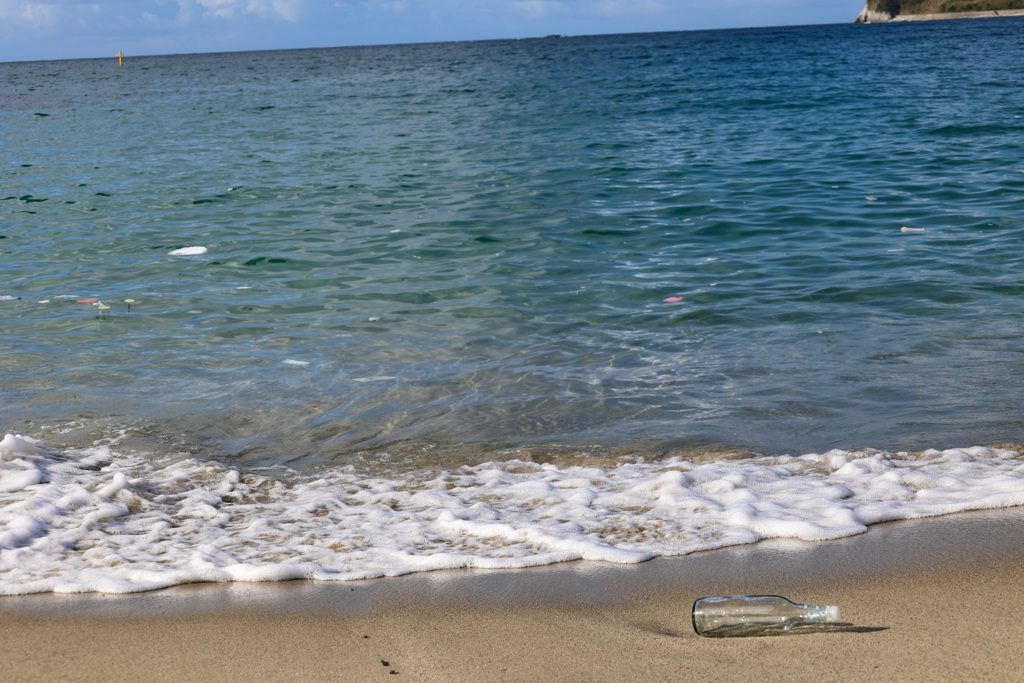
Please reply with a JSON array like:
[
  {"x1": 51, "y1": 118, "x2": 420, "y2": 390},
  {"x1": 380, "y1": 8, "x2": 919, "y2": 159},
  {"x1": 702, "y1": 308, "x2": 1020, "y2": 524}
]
[{"x1": 692, "y1": 594, "x2": 839, "y2": 637}]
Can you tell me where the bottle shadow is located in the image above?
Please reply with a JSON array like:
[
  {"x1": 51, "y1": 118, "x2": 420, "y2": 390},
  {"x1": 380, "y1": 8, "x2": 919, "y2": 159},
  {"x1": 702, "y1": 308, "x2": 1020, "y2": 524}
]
[
  {"x1": 636, "y1": 622, "x2": 889, "y2": 638},
  {"x1": 803, "y1": 622, "x2": 889, "y2": 635}
]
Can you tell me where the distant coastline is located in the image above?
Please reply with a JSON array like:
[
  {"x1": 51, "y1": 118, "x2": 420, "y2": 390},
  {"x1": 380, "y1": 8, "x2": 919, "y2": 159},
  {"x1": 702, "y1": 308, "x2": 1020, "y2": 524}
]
[{"x1": 856, "y1": 1, "x2": 1024, "y2": 22}]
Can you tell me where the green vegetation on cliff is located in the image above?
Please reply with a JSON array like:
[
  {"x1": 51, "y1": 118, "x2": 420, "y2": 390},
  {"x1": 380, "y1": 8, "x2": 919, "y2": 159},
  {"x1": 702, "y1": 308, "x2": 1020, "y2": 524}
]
[{"x1": 867, "y1": 0, "x2": 1024, "y2": 15}]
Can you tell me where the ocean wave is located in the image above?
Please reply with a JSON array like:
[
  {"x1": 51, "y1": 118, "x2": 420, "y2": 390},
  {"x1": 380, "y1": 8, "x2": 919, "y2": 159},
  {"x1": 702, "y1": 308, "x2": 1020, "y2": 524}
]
[{"x1": 3, "y1": 432, "x2": 1024, "y2": 595}]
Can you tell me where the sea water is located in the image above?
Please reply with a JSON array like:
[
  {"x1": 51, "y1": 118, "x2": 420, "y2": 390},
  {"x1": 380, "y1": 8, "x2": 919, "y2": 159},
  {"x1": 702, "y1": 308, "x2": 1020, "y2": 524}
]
[{"x1": 2, "y1": 19, "x2": 1024, "y2": 594}]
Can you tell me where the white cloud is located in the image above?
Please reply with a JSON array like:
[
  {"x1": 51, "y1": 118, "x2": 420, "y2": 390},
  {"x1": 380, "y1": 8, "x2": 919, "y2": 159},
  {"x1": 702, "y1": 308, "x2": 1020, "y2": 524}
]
[
  {"x1": 0, "y1": 0, "x2": 867, "y2": 62},
  {"x1": 594, "y1": 0, "x2": 667, "y2": 15},
  {"x1": 510, "y1": 0, "x2": 673, "y2": 21},
  {"x1": 512, "y1": 0, "x2": 566, "y2": 20},
  {"x1": 247, "y1": 0, "x2": 302, "y2": 21},
  {"x1": 0, "y1": 1, "x2": 63, "y2": 31},
  {"x1": 196, "y1": 0, "x2": 235, "y2": 18},
  {"x1": 0, "y1": 0, "x2": 190, "y2": 36},
  {"x1": 193, "y1": 0, "x2": 302, "y2": 20}
]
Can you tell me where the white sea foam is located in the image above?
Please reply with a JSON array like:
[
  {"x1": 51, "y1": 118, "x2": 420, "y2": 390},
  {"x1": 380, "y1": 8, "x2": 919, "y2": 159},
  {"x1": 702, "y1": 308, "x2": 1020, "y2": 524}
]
[{"x1": 2, "y1": 432, "x2": 1024, "y2": 595}]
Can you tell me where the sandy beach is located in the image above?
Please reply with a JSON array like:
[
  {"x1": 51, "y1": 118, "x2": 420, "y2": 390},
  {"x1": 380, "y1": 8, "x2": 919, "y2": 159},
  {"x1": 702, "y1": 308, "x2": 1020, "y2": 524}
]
[{"x1": 1, "y1": 506, "x2": 1023, "y2": 682}]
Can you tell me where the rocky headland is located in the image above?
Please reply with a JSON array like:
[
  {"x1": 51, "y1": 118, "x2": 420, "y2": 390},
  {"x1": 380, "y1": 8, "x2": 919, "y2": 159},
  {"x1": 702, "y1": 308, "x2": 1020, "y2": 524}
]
[{"x1": 856, "y1": 0, "x2": 1024, "y2": 22}]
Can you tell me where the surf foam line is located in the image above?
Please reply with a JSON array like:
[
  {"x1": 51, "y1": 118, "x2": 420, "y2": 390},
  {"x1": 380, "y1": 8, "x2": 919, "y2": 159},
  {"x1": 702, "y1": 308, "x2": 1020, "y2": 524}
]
[{"x1": 3, "y1": 433, "x2": 1024, "y2": 595}]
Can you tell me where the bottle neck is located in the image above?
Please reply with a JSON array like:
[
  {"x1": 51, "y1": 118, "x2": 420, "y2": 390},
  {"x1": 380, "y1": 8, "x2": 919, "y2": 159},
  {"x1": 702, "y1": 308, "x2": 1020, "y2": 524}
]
[{"x1": 802, "y1": 604, "x2": 840, "y2": 623}]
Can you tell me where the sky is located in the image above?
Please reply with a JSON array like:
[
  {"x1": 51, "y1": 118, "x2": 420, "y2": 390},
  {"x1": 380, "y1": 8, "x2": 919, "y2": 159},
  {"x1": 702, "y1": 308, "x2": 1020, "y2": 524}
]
[{"x1": 0, "y1": 0, "x2": 865, "y2": 63}]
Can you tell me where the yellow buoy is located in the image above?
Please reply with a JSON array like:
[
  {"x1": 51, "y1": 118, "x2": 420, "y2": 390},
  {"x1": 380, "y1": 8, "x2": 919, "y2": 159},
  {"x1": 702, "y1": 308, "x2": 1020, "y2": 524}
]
[{"x1": 118, "y1": 51, "x2": 123, "y2": 67}]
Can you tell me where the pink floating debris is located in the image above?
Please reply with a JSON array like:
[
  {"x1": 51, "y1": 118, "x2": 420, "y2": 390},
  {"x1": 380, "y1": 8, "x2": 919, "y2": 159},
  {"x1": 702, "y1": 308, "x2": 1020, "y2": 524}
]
[
  {"x1": 77, "y1": 298, "x2": 97, "y2": 303},
  {"x1": 663, "y1": 296, "x2": 685, "y2": 303}
]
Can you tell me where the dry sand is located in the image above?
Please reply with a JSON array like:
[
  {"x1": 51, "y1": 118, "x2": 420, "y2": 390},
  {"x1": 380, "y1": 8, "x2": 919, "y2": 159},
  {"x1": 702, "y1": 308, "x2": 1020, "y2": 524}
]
[{"x1": 2, "y1": 506, "x2": 1024, "y2": 682}]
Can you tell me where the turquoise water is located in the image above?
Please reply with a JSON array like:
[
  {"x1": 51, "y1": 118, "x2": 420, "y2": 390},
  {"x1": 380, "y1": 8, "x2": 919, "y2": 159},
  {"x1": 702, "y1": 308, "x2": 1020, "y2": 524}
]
[{"x1": 4, "y1": 20, "x2": 1024, "y2": 469}]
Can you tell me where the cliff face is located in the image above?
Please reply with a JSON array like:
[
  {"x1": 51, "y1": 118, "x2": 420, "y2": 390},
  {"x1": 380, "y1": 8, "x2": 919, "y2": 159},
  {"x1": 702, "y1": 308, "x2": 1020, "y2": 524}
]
[
  {"x1": 856, "y1": 0, "x2": 1024, "y2": 21},
  {"x1": 856, "y1": 6, "x2": 896, "y2": 21}
]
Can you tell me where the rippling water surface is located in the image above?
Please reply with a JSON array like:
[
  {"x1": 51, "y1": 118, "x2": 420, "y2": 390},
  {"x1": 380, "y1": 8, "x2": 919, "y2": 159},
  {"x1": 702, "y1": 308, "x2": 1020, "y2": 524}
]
[
  {"x1": 5, "y1": 21, "x2": 1024, "y2": 465},
  {"x1": 3, "y1": 20, "x2": 1024, "y2": 593}
]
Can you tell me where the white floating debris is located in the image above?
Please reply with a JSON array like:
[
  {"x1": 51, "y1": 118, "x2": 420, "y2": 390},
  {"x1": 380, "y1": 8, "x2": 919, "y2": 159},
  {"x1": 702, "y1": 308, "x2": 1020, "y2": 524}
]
[
  {"x1": 901, "y1": 227, "x2": 926, "y2": 233},
  {"x1": 368, "y1": 316, "x2": 381, "y2": 322},
  {"x1": 169, "y1": 246, "x2": 208, "y2": 256},
  {"x1": 282, "y1": 359, "x2": 310, "y2": 366},
  {"x1": 0, "y1": 295, "x2": 19, "y2": 301},
  {"x1": 353, "y1": 375, "x2": 397, "y2": 383}
]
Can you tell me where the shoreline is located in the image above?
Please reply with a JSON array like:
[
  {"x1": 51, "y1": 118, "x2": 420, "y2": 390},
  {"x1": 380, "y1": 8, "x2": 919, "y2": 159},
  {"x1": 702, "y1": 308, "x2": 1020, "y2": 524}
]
[
  {"x1": 3, "y1": 506, "x2": 1024, "y2": 681},
  {"x1": 858, "y1": 7, "x2": 1024, "y2": 22}
]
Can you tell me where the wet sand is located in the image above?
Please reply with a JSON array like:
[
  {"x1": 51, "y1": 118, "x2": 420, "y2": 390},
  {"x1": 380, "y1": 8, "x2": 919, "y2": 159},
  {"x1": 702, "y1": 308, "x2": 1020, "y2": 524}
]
[{"x1": 2, "y1": 506, "x2": 1024, "y2": 682}]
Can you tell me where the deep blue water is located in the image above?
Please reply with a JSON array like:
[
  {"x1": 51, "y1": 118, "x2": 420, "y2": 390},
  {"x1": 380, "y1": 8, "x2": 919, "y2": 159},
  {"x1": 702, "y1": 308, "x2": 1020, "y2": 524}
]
[{"x1": 3, "y1": 19, "x2": 1024, "y2": 470}]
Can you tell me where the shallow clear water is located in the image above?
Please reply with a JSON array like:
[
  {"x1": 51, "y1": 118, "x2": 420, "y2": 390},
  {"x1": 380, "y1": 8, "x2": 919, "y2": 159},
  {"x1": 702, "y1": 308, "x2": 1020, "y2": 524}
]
[
  {"x1": 5, "y1": 22, "x2": 1024, "y2": 465},
  {"x1": 3, "y1": 20, "x2": 1024, "y2": 593}
]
